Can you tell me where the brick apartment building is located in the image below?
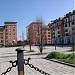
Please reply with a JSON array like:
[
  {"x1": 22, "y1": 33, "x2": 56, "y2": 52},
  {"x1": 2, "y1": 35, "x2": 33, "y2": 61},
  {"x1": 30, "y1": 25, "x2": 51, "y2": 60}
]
[
  {"x1": 26, "y1": 22, "x2": 51, "y2": 45},
  {"x1": 0, "y1": 26, "x2": 5, "y2": 46},
  {"x1": 0, "y1": 22, "x2": 17, "y2": 46}
]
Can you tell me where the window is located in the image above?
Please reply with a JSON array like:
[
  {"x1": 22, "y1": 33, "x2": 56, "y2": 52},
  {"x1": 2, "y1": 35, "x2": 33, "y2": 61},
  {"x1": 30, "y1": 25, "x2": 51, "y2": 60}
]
[
  {"x1": 1, "y1": 33, "x2": 3, "y2": 35},
  {"x1": 1, "y1": 37, "x2": 3, "y2": 39},
  {"x1": 65, "y1": 24, "x2": 67, "y2": 27},
  {"x1": 5, "y1": 26, "x2": 7, "y2": 28},
  {"x1": 13, "y1": 29, "x2": 15, "y2": 31},
  {"x1": 58, "y1": 27, "x2": 59, "y2": 29},
  {"x1": 34, "y1": 25, "x2": 36, "y2": 28},
  {"x1": 1, "y1": 40, "x2": 3, "y2": 43},
  {"x1": 35, "y1": 42, "x2": 36, "y2": 44},
  {"x1": 58, "y1": 31, "x2": 60, "y2": 34},
  {"x1": 58, "y1": 35, "x2": 60, "y2": 37},
  {"x1": 48, "y1": 32, "x2": 50, "y2": 34},
  {"x1": 65, "y1": 33, "x2": 68, "y2": 36},
  {"x1": 48, "y1": 41, "x2": 50, "y2": 42},
  {"x1": 48, "y1": 35, "x2": 50, "y2": 37},
  {"x1": 6, "y1": 33, "x2": 8, "y2": 35},
  {"x1": 69, "y1": 24, "x2": 70, "y2": 27},
  {"x1": 65, "y1": 29, "x2": 68, "y2": 32},
  {"x1": 14, "y1": 33, "x2": 15, "y2": 35},
  {"x1": 9, "y1": 33, "x2": 11, "y2": 35},
  {"x1": 66, "y1": 18, "x2": 67, "y2": 22},
  {"x1": 48, "y1": 38, "x2": 50, "y2": 40},
  {"x1": 72, "y1": 21, "x2": 74, "y2": 25}
]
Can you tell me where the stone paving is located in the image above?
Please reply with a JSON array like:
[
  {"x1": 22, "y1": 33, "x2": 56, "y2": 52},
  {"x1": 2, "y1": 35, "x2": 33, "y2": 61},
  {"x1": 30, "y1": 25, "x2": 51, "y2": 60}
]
[{"x1": 0, "y1": 46, "x2": 75, "y2": 75}]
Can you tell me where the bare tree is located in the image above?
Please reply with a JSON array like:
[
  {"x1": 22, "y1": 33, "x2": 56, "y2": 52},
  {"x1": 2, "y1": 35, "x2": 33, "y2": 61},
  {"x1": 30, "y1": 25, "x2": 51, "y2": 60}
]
[
  {"x1": 28, "y1": 27, "x2": 32, "y2": 51},
  {"x1": 69, "y1": 31, "x2": 75, "y2": 54},
  {"x1": 22, "y1": 31, "x2": 25, "y2": 48},
  {"x1": 36, "y1": 17, "x2": 45, "y2": 54}
]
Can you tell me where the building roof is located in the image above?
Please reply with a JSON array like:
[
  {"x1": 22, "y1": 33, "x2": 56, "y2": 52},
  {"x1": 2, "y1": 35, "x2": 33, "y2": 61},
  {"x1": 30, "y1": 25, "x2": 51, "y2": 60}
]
[
  {"x1": 0, "y1": 26, "x2": 5, "y2": 31},
  {"x1": 4, "y1": 22, "x2": 17, "y2": 24},
  {"x1": 0, "y1": 26, "x2": 5, "y2": 28},
  {"x1": 31, "y1": 22, "x2": 43, "y2": 24},
  {"x1": 26, "y1": 22, "x2": 42, "y2": 28}
]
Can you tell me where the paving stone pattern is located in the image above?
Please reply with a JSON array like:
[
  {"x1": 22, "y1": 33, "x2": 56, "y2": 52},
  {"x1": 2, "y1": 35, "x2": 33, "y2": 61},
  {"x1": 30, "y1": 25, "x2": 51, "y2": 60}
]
[{"x1": 0, "y1": 46, "x2": 75, "y2": 75}]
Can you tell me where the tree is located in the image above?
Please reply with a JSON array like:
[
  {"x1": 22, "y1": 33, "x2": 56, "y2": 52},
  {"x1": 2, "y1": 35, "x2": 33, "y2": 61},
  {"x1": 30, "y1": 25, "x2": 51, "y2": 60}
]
[
  {"x1": 22, "y1": 31, "x2": 25, "y2": 48},
  {"x1": 28, "y1": 27, "x2": 32, "y2": 51},
  {"x1": 36, "y1": 17, "x2": 45, "y2": 54}
]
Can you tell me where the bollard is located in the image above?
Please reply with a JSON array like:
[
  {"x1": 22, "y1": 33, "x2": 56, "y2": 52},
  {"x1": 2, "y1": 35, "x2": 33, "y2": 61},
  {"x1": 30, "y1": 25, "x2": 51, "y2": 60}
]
[{"x1": 16, "y1": 48, "x2": 24, "y2": 75}]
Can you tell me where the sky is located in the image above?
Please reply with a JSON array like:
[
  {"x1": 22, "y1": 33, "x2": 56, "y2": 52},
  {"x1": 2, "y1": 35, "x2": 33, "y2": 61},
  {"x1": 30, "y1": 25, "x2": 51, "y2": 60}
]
[{"x1": 0, "y1": 0, "x2": 74, "y2": 40}]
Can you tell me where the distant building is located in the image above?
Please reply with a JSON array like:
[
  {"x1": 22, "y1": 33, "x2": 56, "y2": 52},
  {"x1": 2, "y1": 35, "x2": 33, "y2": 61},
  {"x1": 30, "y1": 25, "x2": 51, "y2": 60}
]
[
  {"x1": 0, "y1": 26, "x2": 5, "y2": 46},
  {"x1": 48, "y1": 17, "x2": 64, "y2": 44},
  {"x1": 0, "y1": 22, "x2": 17, "y2": 46},
  {"x1": 48, "y1": 10, "x2": 75, "y2": 44},
  {"x1": 63, "y1": 10, "x2": 75, "y2": 44},
  {"x1": 26, "y1": 10, "x2": 75, "y2": 45},
  {"x1": 26, "y1": 22, "x2": 51, "y2": 45}
]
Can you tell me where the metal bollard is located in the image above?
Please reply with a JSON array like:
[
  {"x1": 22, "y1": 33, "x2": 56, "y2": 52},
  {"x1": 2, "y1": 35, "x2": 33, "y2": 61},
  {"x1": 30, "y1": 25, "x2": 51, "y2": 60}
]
[{"x1": 16, "y1": 48, "x2": 24, "y2": 75}]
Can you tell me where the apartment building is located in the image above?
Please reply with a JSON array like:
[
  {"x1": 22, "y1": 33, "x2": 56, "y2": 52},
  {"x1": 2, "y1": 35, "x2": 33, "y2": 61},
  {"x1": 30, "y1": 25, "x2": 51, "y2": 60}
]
[
  {"x1": 69, "y1": 10, "x2": 75, "y2": 44},
  {"x1": 0, "y1": 22, "x2": 17, "y2": 46},
  {"x1": 48, "y1": 10, "x2": 75, "y2": 44},
  {"x1": 46, "y1": 26, "x2": 52, "y2": 44},
  {"x1": 26, "y1": 22, "x2": 51, "y2": 45},
  {"x1": 63, "y1": 10, "x2": 75, "y2": 44},
  {"x1": 48, "y1": 18, "x2": 64, "y2": 44},
  {"x1": 26, "y1": 10, "x2": 75, "y2": 45},
  {"x1": 48, "y1": 23, "x2": 53, "y2": 44},
  {"x1": 0, "y1": 26, "x2": 5, "y2": 46}
]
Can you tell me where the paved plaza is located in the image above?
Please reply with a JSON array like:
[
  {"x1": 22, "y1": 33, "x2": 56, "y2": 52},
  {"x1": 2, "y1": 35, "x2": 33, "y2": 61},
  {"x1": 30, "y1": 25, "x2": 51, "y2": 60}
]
[{"x1": 0, "y1": 46, "x2": 75, "y2": 75}]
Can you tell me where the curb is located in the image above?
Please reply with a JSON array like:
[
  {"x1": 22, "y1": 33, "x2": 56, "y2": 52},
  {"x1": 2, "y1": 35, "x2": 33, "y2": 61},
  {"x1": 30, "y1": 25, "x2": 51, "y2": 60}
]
[{"x1": 45, "y1": 58, "x2": 75, "y2": 67}]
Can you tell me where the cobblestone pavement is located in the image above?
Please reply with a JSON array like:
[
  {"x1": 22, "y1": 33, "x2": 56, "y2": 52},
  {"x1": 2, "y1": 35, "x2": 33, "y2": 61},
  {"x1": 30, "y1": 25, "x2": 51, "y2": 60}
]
[{"x1": 0, "y1": 46, "x2": 75, "y2": 75}]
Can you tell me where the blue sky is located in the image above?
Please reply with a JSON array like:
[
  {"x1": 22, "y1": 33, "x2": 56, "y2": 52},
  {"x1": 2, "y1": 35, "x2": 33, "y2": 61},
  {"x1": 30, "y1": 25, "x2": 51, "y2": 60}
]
[{"x1": 0, "y1": 0, "x2": 74, "y2": 40}]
